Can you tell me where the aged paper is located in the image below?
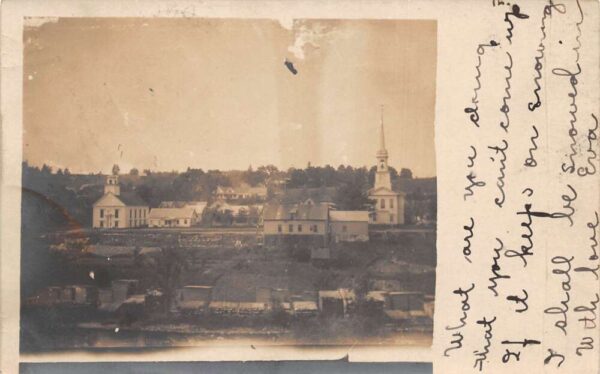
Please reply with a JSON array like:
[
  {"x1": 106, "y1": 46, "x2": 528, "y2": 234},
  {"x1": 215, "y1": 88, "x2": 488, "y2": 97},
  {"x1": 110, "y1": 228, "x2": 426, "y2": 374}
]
[{"x1": 1, "y1": 0, "x2": 598, "y2": 373}]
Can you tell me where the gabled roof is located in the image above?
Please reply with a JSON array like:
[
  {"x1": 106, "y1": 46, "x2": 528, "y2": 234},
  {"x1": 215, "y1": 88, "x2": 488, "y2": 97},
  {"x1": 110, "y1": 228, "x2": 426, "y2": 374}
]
[
  {"x1": 330, "y1": 211, "x2": 369, "y2": 222},
  {"x1": 93, "y1": 191, "x2": 147, "y2": 207},
  {"x1": 93, "y1": 193, "x2": 126, "y2": 207},
  {"x1": 158, "y1": 201, "x2": 188, "y2": 208},
  {"x1": 159, "y1": 201, "x2": 207, "y2": 214},
  {"x1": 149, "y1": 207, "x2": 196, "y2": 220},
  {"x1": 263, "y1": 203, "x2": 329, "y2": 221}
]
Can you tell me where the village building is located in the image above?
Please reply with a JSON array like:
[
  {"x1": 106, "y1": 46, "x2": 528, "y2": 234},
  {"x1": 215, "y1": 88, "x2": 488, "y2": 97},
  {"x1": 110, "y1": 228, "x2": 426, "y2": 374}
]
[
  {"x1": 148, "y1": 207, "x2": 198, "y2": 227},
  {"x1": 214, "y1": 183, "x2": 267, "y2": 201},
  {"x1": 92, "y1": 175, "x2": 149, "y2": 229},
  {"x1": 368, "y1": 118, "x2": 405, "y2": 225},
  {"x1": 318, "y1": 289, "x2": 356, "y2": 317},
  {"x1": 262, "y1": 203, "x2": 330, "y2": 239},
  {"x1": 159, "y1": 201, "x2": 208, "y2": 216},
  {"x1": 262, "y1": 202, "x2": 370, "y2": 244},
  {"x1": 329, "y1": 211, "x2": 369, "y2": 242}
]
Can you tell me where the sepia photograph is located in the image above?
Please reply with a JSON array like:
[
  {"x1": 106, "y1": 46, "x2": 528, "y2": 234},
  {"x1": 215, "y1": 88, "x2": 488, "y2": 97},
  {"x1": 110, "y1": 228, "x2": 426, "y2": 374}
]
[{"x1": 20, "y1": 17, "x2": 437, "y2": 353}]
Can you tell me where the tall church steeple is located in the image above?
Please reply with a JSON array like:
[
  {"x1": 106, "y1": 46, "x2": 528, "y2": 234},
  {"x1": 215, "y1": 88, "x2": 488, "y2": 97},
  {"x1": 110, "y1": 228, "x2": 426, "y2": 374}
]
[{"x1": 374, "y1": 106, "x2": 392, "y2": 190}]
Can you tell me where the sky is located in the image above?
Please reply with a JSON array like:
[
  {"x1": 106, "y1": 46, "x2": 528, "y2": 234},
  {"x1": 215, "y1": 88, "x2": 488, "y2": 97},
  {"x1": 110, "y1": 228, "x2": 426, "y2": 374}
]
[{"x1": 23, "y1": 18, "x2": 437, "y2": 177}]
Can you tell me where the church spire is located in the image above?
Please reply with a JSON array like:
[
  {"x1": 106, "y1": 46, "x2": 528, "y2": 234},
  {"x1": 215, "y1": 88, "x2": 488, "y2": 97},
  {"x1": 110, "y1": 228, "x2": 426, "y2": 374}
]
[
  {"x1": 379, "y1": 105, "x2": 386, "y2": 152},
  {"x1": 374, "y1": 105, "x2": 391, "y2": 190},
  {"x1": 376, "y1": 105, "x2": 388, "y2": 159}
]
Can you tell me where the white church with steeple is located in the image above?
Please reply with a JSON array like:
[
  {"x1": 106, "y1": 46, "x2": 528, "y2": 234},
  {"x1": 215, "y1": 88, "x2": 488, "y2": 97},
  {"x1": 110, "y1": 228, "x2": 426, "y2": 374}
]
[{"x1": 368, "y1": 111, "x2": 405, "y2": 225}]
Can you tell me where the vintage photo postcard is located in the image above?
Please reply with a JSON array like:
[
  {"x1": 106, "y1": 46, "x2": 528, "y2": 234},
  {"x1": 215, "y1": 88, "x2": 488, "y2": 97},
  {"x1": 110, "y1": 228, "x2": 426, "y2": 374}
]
[
  {"x1": 19, "y1": 16, "x2": 437, "y2": 352},
  {"x1": 1, "y1": 0, "x2": 598, "y2": 373}
]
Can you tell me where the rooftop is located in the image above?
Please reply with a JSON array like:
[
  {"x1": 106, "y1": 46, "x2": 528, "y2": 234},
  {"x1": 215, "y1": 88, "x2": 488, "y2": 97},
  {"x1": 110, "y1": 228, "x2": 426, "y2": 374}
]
[
  {"x1": 149, "y1": 207, "x2": 196, "y2": 219},
  {"x1": 263, "y1": 203, "x2": 329, "y2": 221},
  {"x1": 329, "y1": 210, "x2": 369, "y2": 222}
]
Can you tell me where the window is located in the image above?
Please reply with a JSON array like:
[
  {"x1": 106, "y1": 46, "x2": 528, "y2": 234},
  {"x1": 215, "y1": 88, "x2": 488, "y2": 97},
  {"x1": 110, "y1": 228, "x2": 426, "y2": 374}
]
[
  {"x1": 381, "y1": 199, "x2": 385, "y2": 209},
  {"x1": 289, "y1": 224, "x2": 294, "y2": 232},
  {"x1": 100, "y1": 221, "x2": 104, "y2": 228},
  {"x1": 184, "y1": 219, "x2": 188, "y2": 225},
  {"x1": 143, "y1": 210, "x2": 146, "y2": 218},
  {"x1": 134, "y1": 209, "x2": 137, "y2": 219},
  {"x1": 342, "y1": 225, "x2": 347, "y2": 232},
  {"x1": 100, "y1": 209, "x2": 104, "y2": 218},
  {"x1": 314, "y1": 224, "x2": 318, "y2": 233},
  {"x1": 390, "y1": 199, "x2": 394, "y2": 209},
  {"x1": 390, "y1": 214, "x2": 394, "y2": 223},
  {"x1": 130, "y1": 220, "x2": 133, "y2": 227},
  {"x1": 278, "y1": 224, "x2": 282, "y2": 233},
  {"x1": 298, "y1": 224, "x2": 302, "y2": 232},
  {"x1": 115, "y1": 209, "x2": 119, "y2": 218},
  {"x1": 129, "y1": 210, "x2": 132, "y2": 219},
  {"x1": 115, "y1": 221, "x2": 119, "y2": 228}
]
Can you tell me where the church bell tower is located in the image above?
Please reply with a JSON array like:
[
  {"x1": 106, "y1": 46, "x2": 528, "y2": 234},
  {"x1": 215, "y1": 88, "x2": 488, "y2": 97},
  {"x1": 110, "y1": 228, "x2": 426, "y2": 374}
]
[
  {"x1": 104, "y1": 174, "x2": 120, "y2": 195},
  {"x1": 374, "y1": 108, "x2": 392, "y2": 190}
]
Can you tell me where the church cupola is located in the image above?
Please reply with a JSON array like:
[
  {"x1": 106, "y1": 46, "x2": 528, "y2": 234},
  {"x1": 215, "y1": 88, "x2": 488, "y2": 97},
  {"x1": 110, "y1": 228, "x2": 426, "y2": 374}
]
[{"x1": 104, "y1": 174, "x2": 120, "y2": 195}]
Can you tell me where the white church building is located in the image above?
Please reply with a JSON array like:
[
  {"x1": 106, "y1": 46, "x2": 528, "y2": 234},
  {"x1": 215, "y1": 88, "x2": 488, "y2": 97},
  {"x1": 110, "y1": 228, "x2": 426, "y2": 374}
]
[
  {"x1": 368, "y1": 118, "x2": 405, "y2": 225},
  {"x1": 92, "y1": 175, "x2": 149, "y2": 229}
]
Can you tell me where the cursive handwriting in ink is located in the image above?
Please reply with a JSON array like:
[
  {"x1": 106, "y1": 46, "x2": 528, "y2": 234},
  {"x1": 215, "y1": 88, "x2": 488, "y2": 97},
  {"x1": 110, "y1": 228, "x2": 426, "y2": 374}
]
[
  {"x1": 576, "y1": 337, "x2": 594, "y2": 356},
  {"x1": 514, "y1": 185, "x2": 577, "y2": 228},
  {"x1": 447, "y1": 284, "x2": 475, "y2": 331},
  {"x1": 575, "y1": 264, "x2": 599, "y2": 280},
  {"x1": 574, "y1": 293, "x2": 598, "y2": 330},
  {"x1": 507, "y1": 289, "x2": 529, "y2": 313},
  {"x1": 489, "y1": 238, "x2": 510, "y2": 296},
  {"x1": 489, "y1": 140, "x2": 508, "y2": 207},
  {"x1": 507, "y1": 201, "x2": 535, "y2": 267},
  {"x1": 585, "y1": 212, "x2": 599, "y2": 261},
  {"x1": 504, "y1": 4, "x2": 529, "y2": 44},
  {"x1": 544, "y1": 255, "x2": 573, "y2": 336},
  {"x1": 473, "y1": 316, "x2": 496, "y2": 371},
  {"x1": 465, "y1": 41, "x2": 499, "y2": 127},
  {"x1": 463, "y1": 218, "x2": 475, "y2": 263},
  {"x1": 501, "y1": 339, "x2": 541, "y2": 363},
  {"x1": 444, "y1": 283, "x2": 475, "y2": 357},
  {"x1": 553, "y1": 63, "x2": 582, "y2": 174},
  {"x1": 464, "y1": 171, "x2": 486, "y2": 201},
  {"x1": 524, "y1": 125, "x2": 539, "y2": 167},
  {"x1": 577, "y1": 114, "x2": 598, "y2": 176},
  {"x1": 528, "y1": 1, "x2": 566, "y2": 111},
  {"x1": 467, "y1": 146, "x2": 477, "y2": 168},
  {"x1": 500, "y1": 52, "x2": 513, "y2": 132},
  {"x1": 544, "y1": 349, "x2": 565, "y2": 367}
]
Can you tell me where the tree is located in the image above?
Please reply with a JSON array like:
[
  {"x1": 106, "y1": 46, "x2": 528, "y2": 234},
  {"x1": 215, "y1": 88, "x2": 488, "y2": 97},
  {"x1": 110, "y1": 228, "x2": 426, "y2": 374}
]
[
  {"x1": 155, "y1": 247, "x2": 189, "y2": 314},
  {"x1": 129, "y1": 168, "x2": 139, "y2": 176},
  {"x1": 63, "y1": 168, "x2": 71, "y2": 176},
  {"x1": 399, "y1": 168, "x2": 413, "y2": 179},
  {"x1": 41, "y1": 164, "x2": 52, "y2": 175},
  {"x1": 112, "y1": 164, "x2": 120, "y2": 176}
]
